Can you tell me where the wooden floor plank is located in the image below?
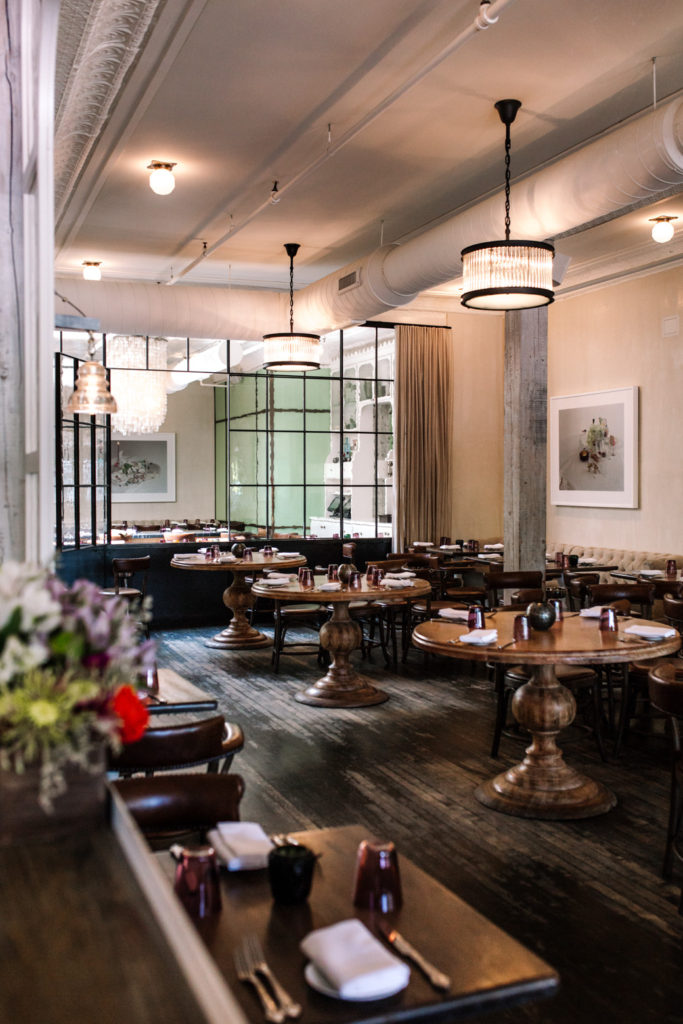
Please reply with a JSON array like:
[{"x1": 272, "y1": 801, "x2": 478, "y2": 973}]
[{"x1": 153, "y1": 625, "x2": 683, "y2": 1024}]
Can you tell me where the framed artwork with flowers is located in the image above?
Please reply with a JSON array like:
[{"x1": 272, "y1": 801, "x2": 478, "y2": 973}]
[
  {"x1": 549, "y1": 386, "x2": 639, "y2": 508},
  {"x1": 111, "y1": 432, "x2": 176, "y2": 503}
]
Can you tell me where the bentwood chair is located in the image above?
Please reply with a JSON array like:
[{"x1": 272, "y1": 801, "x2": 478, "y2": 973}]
[
  {"x1": 647, "y1": 663, "x2": 683, "y2": 911},
  {"x1": 114, "y1": 773, "x2": 245, "y2": 844},
  {"x1": 100, "y1": 555, "x2": 152, "y2": 635},
  {"x1": 271, "y1": 600, "x2": 329, "y2": 672},
  {"x1": 108, "y1": 715, "x2": 244, "y2": 777}
]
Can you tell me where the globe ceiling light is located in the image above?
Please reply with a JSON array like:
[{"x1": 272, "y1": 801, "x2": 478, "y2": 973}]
[
  {"x1": 461, "y1": 100, "x2": 554, "y2": 311},
  {"x1": 650, "y1": 215, "x2": 677, "y2": 243},
  {"x1": 108, "y1": 335, "x2": 168, "y2": 435},
  {"x1": 147, "y1": 160, "x2": 176, "y2": 195},
  {"x1": 262, "y1": 243, "x2": 322, "y2": 371},
  {"x1": 65, "y1": 332, "x2": 117, "y2": 416},
  {"x1": 81, "y1": 260, "x2": 102, "y2": 281}
]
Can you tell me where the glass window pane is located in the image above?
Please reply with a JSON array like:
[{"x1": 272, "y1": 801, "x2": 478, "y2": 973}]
[
  {"x1": 306, "y1": 431, "x2": 331, "y2": 480},
  {"x1": 215, "y1": 423, "x2": 227, "y2": 519},
  {"x1": 306, "y1": 376, "x2": 332, "y2": 431},
  {"x1": 343, "y1": 379, "x2": 358, "y2": 430},
  {"x1": 271, "y1": 376, "x2": 304, "y2": 431},
  {"x1": 62, "y1": 425, "x2": 75, "y2": 485},
  {"x1": 229, "y1": 376, "x2": 258, "y2": 428},
  {"x1": 305, "y1": 485, "x2": 328, "y2": 536},
  {"x1": 96, "y1": 487, "x2": 107, "y2": 543},
  {"x1": 215, "y1": 386, "x2": 226, "y2": 420},
  {"x1": 79, "y1": 425, "x2": 92, "y2": 484},
  {"x1": 79, "y1": 490, "x2": 93, "y2": 546},
  {"x1": 272, "y1": 433, "x2": 304, "y2": 484},
  {"x1": 230, "y1": 486, "x2": 266, "y2": 533},
  {"x1": 95, "y1": 429, "x2": 107, "y2": 486},
  {"x1": 62, "y1": 487, "x2": 76, "y2": 547},
  {"x1": 378, "y1": 402, "x2": 392, "y2": 434},
  {"x1": 230, "y1": 432, "x2": 261, "y2": 485},
  {"x1": 347, "y1": 486, "x2": 375, "y2": 532},
  {"x1": 273, "y1": 487, "x2": 303, "y2": 535},
  {"x1": 377, "y1": 487, "x2": 393, "y2": 534},
  {"x1": 357, "y1": 361, "x2": 374, "y2": 381}
]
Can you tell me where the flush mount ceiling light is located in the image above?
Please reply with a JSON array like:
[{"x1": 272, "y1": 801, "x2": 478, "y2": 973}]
[
  {"x1": 461, "y1": 99, "x2": 554, "y2": 311},
  {"x1": 262, "y1": 243, "x2": 321, "y2": 371},
  {"x1": 81, "y1": 260, "x2": 102, "y2": 281},
  {"x1": 65, "y1": 333, "x2": 117, "y2": 416},
  {"x1": 650, "y1": 215, "x2": 678, "y2": 243},
  {"x1": 147, "y1": 160, "x2": 176, "y2": 195}
]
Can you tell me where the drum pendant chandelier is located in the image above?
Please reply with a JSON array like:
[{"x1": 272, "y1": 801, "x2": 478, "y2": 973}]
[
  {"x1": 263, "y1": 243, "x2": 321, "y2": 371},
  {"x1": 461, "y1": 99, "x2": 554, "y2": 311}
]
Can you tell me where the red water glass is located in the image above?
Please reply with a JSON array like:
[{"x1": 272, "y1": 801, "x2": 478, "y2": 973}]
[
  {"x1": 467, "y1": 605, "x2": 485, "y2": 629},
  {"x1": 242, "y1": 547, "x2": 253, "y2": 561},
  {"x1": 666, "y1": 559, "x2": 677, "y2": 576},
  {"x1": 173, "y1": 847, "x2": 222, "y2": 918},
  {"x1": 548, "y1": 598, "x2": 563, "y2": 622},
  {"x1": 299, "y1": 568, "x2": 314, "y2": 589},
  {"x1": 599, "y1": 607, "x2": 618, "y2": 632},
  {"x1": 370, "y1": 567, "x2": 384, "y2": 585},
  {"x1": 297, "y1": 566, "x2": 308, "y2": 582},
  {"x1": 555, "y1": 551, "x2": 564, "y2": 566},
  {"x1": 562, "y1": 554, "x2": 570, "y2": 570},
  {"x1": 204, "y1": 547, "x2": 213, "y2": 562},
  {"x1": 262, "y1": 544, "x2": 273, "y2": 557},
  {"x1": 327, "y1": 564, "x2": 339, "y2": 581},
  {"x1": 439, "y1": 536, "x2": 451, "y2": 546},
  {"x1": 513, "y1": 614, "x2": 530, "y2": 641},
  {"x1": 352, "y1": 840, "x2": 402, "y2": 913},
  {"x1": 349, "y1": 570, "x2": 362, "y2": 590}
]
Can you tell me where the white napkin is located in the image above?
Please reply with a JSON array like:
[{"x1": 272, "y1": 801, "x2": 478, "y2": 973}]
[
  {"x1": 580, "y1": 606, "x2": 606, "y2": 618},
  {"x1": 385, "y1": 570, "x2": 416, "y2": 578},
  {"x1": 265, "y1": 572, "x2": 296, "y2": 581},
  {"x1": 623, "y1": 624, "x2": 676, "y2": 639},
  {"x1": 460, "y1": 628, "x2": 498, "y2": 645},
  {"x1": 379, "y1": 578, "x2": 414, "y2": 588},
  {"x1": 484, "y1": 543, "x2": 504, "y2": 550},
  {"x1": 638, "y1": 569, "x2": 664, "y2": 577},
  {"x1": 215, "y1": 554, "x2": 237, "y2": 563},
  {"x1": 277, "y1": 551, "x2": 300, "y2": 557},
  {"x1": 412, "y1": 541, "x2": 432, "y2": 547},
  {"x1": 479, "y1": 552, "x2": 502, "y2": 561},
  {"x1": 578, "y1": 556, "x2": 598, "y2": 565},
  {"x1": 300, "y1": 919, "x2": 409, "y2": 1000},
  {"x1": 259, "y1": 547, "x2": 279, "y2": 553},
  {"x1": 173, "y1": 554, "x2": 203, "y2": 563},
  {"x1": 319, "y1": 581, "x2": 341, "y2": 591},
  {"x1": 207, "y1": 822, "x2": 272, "y2": 870},
  {"x1": 438, "y1": 608, "x2": 469, "y2": 621},
  {"x1": 440, "y1": 544, "x2": 461, "y2": 551},
  {"x1": 258, "y1": 576, "x2": 291, "y2": 586}
]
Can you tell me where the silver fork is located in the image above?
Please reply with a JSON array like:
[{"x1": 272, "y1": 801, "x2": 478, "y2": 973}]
[
  {"x1": 234, "y1": 943, "x2": 285, "y2": 1023},
  {"x1": 242, "y1": 934, "x2": 302, "y2": 1019}
]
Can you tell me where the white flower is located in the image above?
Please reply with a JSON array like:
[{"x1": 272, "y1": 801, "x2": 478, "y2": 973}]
[
  {"x1": 0, "y1": 562, "x2": 61, "y2": 636},
  {"x1": 0, "y1": 634, "x2": 48, "y2": 685}
]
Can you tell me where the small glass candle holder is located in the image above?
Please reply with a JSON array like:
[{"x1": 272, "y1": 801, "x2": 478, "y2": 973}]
[
  {"x1": 327, "y1": 564, "x2": 339, "y2": 581},
  {"x1": 467, "y1": 605, "x2": 485, "y2": 629},
  {"x1": 268, "y1": 844, "x2": 316, "y2": 904},
  {"x1": 352, "y1": 840, "x2": 402, "y2": 913},
  {"x1": 599, "y1": 606, "x2": 618, "y2": 632},
  {"x1": 513, "y1": 614, "x2": 530, "y2": 641},
  {"x1": 173, "y1": 847, "x2": 222, "y2": 918},
  {"x1": 366, "y1": 565, "x2": 375, "y2": 581},
  {"x1": 666, "y1": 559, "x2": 677, "y2": 577},
  {"x1": 549, "y1": 598, "x2": 564, "y2": 622},
  {"x1": 204, "y1": 547, "x2": 213, "y2": 562},
  {"x1": 262, "y1": 544, "x2": 273, "y2": 558},
  {"x1": 242, "y1": 547, "x2": 253, "y2": 561}
]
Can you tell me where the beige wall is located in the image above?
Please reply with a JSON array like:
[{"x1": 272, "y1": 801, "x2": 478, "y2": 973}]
[
  {"x1": 547, "y1": 266, "x2": 683, "y2": 553},
  {"x1": 113, "y1": 382, "x2": 215, "y2": 523}
]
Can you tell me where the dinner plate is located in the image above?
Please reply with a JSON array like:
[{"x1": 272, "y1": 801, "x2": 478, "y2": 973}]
[{"x1": 304, "y1": 963, "x2": 408, "y2": 1002}]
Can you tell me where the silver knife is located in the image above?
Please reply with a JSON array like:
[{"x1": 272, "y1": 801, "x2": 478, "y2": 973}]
[{"x1": 378, "y1": 922, "x2": 450, "y2": 991}]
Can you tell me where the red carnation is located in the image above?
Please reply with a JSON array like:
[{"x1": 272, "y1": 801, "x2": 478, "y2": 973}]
[{"x1": 112, "y1": 684, "x2": 149, "y2": 744}]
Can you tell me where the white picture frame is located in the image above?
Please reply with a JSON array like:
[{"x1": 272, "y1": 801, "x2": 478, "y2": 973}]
[
  {"x1": 549, "y1": 387, "x2": 638, "y2": 508},
  {"x1": 111, "y1": 433, "x2": 176, "y2": 503}
]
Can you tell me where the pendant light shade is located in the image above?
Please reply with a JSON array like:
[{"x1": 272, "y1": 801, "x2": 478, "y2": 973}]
[
  {"x1": 263, "y1": 243, "x2": 321, "y2": 371},
  {"x1": 65, "y1": 334, "x2": 117, "y2": 416},
  {"x1": 461, "y1": 100, "x2": 554, "y2": 311}
]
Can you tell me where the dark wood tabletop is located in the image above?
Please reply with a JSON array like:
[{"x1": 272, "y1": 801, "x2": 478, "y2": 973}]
[{"x1": 158, "y1": 824, "x2": 558, "y2": 1023}]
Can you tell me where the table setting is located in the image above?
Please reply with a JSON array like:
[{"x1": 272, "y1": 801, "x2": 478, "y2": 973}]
[{"x1": 157, "y1": 823, "x2": 557, "y2": 1023}]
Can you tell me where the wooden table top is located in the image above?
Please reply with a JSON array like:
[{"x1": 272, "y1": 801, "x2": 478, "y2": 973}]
[
  {"x1": 171, "y1": 553, "x2": 307, "y2": 572},
  {"x1": 251, "y1": 575, "x2": 431, "y2": 603},
  {"x1": 412, "y1": 610, "x2": 681, "y2": 666},
  {"x1": 158, "y1": 824, "x2": 558, "y2": 1024}
]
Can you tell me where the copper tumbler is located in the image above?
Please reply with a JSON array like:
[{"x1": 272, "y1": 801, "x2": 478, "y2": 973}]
[
  {"x1": 549, "y1": 598, "x2": 564, "y2": 622},
  {"x1": 299, "y1": 568, "x2": 314, "y2": 589},
  {"x1": 173, "y1": 847, "x2": 222, "y2": 918},
  {"x1": 327, "y1": 564, "x2": 339, "y2": 581},
  {"x1": 513, "y1": 614, "x2": 530, "y2": 641},
  {"x1": 666, "y1": 559, "x2": 677, "y2": 577},
  {"x1": 599, "y1": 606, "x2": 618, "y2": 632},
  {"x1": 467, "y1": 605, "x2": 485, "y2": 629},
  {"x1": 352, "y1": 840, "x2": 402, "y2": 913}
]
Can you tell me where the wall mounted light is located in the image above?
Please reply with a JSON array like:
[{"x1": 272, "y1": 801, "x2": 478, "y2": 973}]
[
  {"x1": 147, "y1": 160, "x2": 177, "y2": 195},
  {"x1": 461, "y1": 100, "x2": 554, "y2": 310},
  {"x1": 82, "y1": 261, "x2": 102, "y2": 281},
  {"x1": 650, "y1": 215, "x2": 678, "y2": 243}
]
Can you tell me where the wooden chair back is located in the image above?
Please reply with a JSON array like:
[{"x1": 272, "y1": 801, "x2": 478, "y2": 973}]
[
  {"x1": 586, "y1": 582, "x2": 654, "y2": 618},
  {"x1": 109, "y1": 715, "x2": 243, "y2": 776},
  {"x1": 565, "y1": 572, "x2": 600, "y2": 610},
  {"x1": 111, "y1": 555, "x2": 151, "y2": 598},
  {"x1": 486, "y1": 571, "x2": 543, "y2": 607},
  {"x1": 114, "y1": 773, "x2": 244, "y2": 840}
]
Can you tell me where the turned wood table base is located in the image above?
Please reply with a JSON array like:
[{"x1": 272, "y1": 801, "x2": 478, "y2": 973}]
[
  {"x1": 294, "y1": 605, "x2": 388, "y2": 707},
  {"x1": 475, "y1": 664, "x2": 616, "y2": 819},
  {"x1": 204, "y1": 577, "x2": 271, "y2": 649}
]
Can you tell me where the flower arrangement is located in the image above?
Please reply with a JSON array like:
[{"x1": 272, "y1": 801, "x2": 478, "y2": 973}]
[{"x1": 0, "y1": 562, "x2": 155, "y2": 809}]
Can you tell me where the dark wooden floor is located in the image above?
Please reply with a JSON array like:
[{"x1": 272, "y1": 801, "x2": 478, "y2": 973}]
[{"x1": 154, "y1": 623, "x2": 683, "y2": 1024}]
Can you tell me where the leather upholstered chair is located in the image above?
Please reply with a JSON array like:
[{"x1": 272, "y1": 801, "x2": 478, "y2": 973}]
[
  {"x1": 485, "y1": 571, "x2": 543, "y2": 609},
  {"x1": 108, "y1": 715, "x2": 244, "y2": 777},
  {"x1": 114, "y1": 772, "x2": 245, "y2": 843},
  {"x1": 565, "y1": 572, "x2": 600, "y2": 611},
  {"x1": 585, "y1": 582, "x2": 655, "y2": 619},
  {"x1": 100, "y1": 556, "x2": 151, "y2": 636}
]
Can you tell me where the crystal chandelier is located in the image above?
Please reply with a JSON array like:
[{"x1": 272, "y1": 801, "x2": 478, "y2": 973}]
[
  {"x1": 461, "y1": 100, "x2": 554, "y2": 310},
  {"x1": 108, "y1": 335, "x2": 168, "y2": 435},
  {"x1": 263, "y1": 243, "x2": 322, "y2": 370}
]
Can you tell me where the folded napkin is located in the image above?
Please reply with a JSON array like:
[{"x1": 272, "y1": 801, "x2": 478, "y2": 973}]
[
  {"x1": 637, "y1": 569, "x2": 664, "y2": 577},
  {"x1": 379, "y1": 578, "x2": 414, "y2": 588},
  {"x1": 300, "y1": 919, "x2": 409, "y2": 1000},
  {"x1": 578, "y1": 556, "x2": 598, "y2": 565},
  {"x1": 623, "y1": 624, "x2": 676, "y2": 639},
  {"x1": 215, "y1": 554, "x2": 236, "y2": 563},
  {"x1": 440, "y1": 544, "x2": 461, "y2": 551},
  {"x1": 207, "y1": 822, "x2": 272, "y2": 870},
  {"x1": 259, "y1": 547, "x2": 279, "y2": 553},
  {"x1": 277, "y1": 551, "x2": 300, "y2": 557},
  {"x1": 484, "y1": 543, "x2": 504, "y2": 551},
  {"x1": 460, "y1": 628, "x2": 498, "y2": 645},
  {"x1": 580, "y1": 606, "x2": 606, "y2": 618},
  {"x1": 319, "y1": 581, "x2": 341, "y2": 591},
  {"x1": 265, "y1": 571, "x2": 296, "y2": 581},
  {"x1": 385, "y1": 570, "x2": 416, "y2": 578},
  {"x1": 438, "y1": 607, "x2": 469, "y2": 621},
  {"x1": 412, "y1": 541, "x2": 433, "y2": 547},
  {"x1": 258, "y1": 575, "x2": 291, "y2": 586},
  {"x1": 479, "y1": 552, "x2": 502, "y2": 561},
  {"x1": 173, "y1": 553, "x2": 203, "y2": 563}
]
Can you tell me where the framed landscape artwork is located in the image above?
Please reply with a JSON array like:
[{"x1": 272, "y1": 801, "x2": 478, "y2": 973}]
[
  {"x1": 549, "y1": 386, "x2": 639, "y2": 508},
  {"x1": 111, "y1": 433, "x2": 176, "y2": 503}
]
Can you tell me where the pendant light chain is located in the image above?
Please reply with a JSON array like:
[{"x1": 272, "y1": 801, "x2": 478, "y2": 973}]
[{"x1": 289, "y1": 252, "x2": 295, "y2": 333}]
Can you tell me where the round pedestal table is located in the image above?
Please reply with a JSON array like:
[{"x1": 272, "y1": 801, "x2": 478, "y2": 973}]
[{"x1": 412, "y1": 610, "x2": 681, "y2": 820}]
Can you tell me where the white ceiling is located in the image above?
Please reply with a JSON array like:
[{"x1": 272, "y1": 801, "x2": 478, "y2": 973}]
[{"x1": 54, "y1": 0, "x2": 683, "y2": 303}]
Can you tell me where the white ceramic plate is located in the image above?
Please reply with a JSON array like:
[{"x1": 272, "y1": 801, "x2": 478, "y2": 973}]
[{"x1": 304, "y1": 963, "x2": 408, "y2": 1002}]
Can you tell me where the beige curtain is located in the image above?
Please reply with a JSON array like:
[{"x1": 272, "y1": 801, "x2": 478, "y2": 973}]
[{"x1": 394, "y1": 325, "x2": 454, "y2": 550}]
